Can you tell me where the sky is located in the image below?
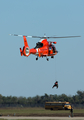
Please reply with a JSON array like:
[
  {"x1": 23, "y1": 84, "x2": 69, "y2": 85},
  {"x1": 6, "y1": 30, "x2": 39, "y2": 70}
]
[{"x1": 0, "y1": 0, "x2": 84, "y2": 98}]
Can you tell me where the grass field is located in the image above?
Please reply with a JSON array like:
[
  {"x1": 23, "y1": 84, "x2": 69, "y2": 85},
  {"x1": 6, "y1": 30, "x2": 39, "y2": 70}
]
[
  {"x1": 0, "y1": 117, "x2": 84, "y2": 120},
  {"x1": 0, "y1": 107, "x2": 84, "y2": 116}
]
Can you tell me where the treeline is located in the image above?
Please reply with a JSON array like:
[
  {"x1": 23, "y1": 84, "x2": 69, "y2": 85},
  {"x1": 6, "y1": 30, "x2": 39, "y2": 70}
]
[{"x1": 0, "y1": 90, "x2": 84, "y2": 108}]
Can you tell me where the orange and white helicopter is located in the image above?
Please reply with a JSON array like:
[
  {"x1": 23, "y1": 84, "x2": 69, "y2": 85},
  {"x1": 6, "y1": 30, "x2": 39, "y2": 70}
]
[{"x1": 10, "y1": 34, "x2": 80, "y2": 61}]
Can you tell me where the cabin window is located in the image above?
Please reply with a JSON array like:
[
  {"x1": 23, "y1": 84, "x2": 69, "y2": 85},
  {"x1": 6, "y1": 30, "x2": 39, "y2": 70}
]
[{"x1": 34, "y1": 42, "x2": 43, "y2": 49}]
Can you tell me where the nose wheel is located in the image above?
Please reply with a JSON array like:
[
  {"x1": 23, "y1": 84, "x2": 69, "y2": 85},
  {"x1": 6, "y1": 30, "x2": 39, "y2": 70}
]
[
  {"x1": 46, "y1": 56, "x2": 49, "y2": 61},
  {"x1": 47, "y1": 58, "x2": 49, "y2": 61},
  {"x1": 51, "y1": 56, "x2": 54, "y2": 58},
  {"x1": 36, "y1": 57, "x2": 38, "y2": 60}
]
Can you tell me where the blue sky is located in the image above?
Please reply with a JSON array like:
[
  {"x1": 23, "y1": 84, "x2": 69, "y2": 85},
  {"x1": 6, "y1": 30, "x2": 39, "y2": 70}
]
[{"x1": 0, "y1": 0, "x2": 84, "y2": 97}]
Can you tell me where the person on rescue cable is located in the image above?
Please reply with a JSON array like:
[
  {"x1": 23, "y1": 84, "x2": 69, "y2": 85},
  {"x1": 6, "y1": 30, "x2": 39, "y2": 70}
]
[{"x1": 52, "y1": 81, "x2": 58, "y2": 88}]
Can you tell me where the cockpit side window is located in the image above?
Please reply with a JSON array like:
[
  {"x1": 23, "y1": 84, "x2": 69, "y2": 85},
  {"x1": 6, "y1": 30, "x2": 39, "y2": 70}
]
[{"x1": 34, "y1": 42, "x2": 43, "y2": 49}]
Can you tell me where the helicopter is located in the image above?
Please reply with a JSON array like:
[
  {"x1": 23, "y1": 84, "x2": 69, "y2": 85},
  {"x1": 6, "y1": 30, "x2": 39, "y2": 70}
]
[{"x1": 10, "y1": 34, "x2": 80, "y2": 61}]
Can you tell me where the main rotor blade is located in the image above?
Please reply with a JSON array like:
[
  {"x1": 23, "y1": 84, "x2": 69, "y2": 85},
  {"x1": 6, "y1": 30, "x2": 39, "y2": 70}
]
[
  {"x1": 9, "y1": 34, "x2": 81, "y2": 39},
  {"x1": 9, "y1": 34, "x2": 32, "y2": 38},
  {"x1": 9, "y1": 34, "x2": 42, "y2": 38},
  {"x1": 46, "y1": 36, "x2": 81, "y2": 39}
]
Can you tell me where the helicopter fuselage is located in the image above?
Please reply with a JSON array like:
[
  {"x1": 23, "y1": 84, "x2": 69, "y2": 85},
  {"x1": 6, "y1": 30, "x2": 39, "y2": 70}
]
[{"x1": 20, "y1": 37, "x2": 58, "y2": 60}]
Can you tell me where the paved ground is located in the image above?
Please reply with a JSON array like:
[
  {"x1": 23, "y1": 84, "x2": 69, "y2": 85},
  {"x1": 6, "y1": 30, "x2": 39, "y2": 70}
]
[{"x1": 0, "y1": 116, "x2": 84, "y2": 120}]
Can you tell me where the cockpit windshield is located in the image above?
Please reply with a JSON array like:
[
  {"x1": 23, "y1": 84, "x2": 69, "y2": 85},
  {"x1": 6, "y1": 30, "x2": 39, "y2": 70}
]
[
  {"x1": 34, "y1": 42, "x2": 43, "y2": 49},
  {"x1": 52, "y1": 45, "x2": 56, "y2": 53}
]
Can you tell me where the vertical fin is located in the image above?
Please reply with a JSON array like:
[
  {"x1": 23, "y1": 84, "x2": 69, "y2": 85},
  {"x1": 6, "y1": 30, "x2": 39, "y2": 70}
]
[{"x1": 23, "y1": 36, "x2": 28, "y2": 47}]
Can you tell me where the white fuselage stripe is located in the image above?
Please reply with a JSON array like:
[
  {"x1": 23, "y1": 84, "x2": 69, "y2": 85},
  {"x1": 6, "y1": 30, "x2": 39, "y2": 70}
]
[{"x1": 36, "y1": 48, "x2": 39, "y2": 55}]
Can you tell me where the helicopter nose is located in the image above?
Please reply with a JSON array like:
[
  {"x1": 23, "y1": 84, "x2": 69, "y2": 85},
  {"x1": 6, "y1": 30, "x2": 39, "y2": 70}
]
[{"x1": 56, "y1": 50, "x2": 58, "y2": 53}]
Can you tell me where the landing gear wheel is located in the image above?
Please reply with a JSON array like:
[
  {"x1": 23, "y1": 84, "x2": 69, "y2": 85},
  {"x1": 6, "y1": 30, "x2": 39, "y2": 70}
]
[
  {"x1": 51, "y1": 56, "x2": 54, "y2": 58},
  {"x1": 47, "y1": 58, "x2": 49, "y2": 61},
  {"x1": 36, "y1": 57, "x2": 38, "y2": 60}
]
